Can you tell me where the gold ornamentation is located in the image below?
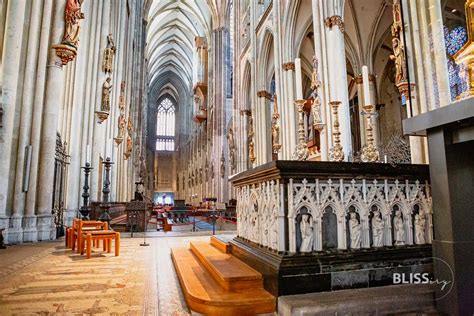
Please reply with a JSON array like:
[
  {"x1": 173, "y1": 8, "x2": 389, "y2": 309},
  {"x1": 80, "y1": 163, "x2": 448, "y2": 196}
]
[
  {"x1": 360, "y1": 104, "x2": 380, "y2": 162},
  {"x1": 328, "y1": 101, "x2": 344, "y2": 162},
  {"x1": 324, "y1": 15, "x2": 344, "y2": 33},
  {"x1": 291, "y1": 99, "x2": 309, "y2": 161},
  {"x1": 452, "y1": 0, "x2": 474, "y2": 97},
  {"x1": 282, "y1": 62, "x2": 295, "y2": 71},
  {"x1": 248, "y1": 115, "x2": 256, "y2": 163},
  {"x1": 271, "y1": 95, "x2": 281, "y2": 154},
  {"x1": 390, "y1": 0, "x2": 408, "y2": 93},
  {"x1": 102, "y1": 34, "x2": 116, "y2": 74}
]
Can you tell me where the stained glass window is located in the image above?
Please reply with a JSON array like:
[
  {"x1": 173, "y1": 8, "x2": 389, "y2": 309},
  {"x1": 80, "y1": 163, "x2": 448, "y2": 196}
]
[
  {"x1": 445, "y1": 26, "x2": 467, "y2": 56},
  {"x1": 444, "y1": 25, "x2": 468, "y2": 101},
  {"x1": 156, "y1": 98, "x2": 175, "y2": 151}
]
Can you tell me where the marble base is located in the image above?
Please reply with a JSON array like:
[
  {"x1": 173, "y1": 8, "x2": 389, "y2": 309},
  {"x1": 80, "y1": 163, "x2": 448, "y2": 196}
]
[{"x1": 230, "y1": 237, "x2": 433, "y2": 297}]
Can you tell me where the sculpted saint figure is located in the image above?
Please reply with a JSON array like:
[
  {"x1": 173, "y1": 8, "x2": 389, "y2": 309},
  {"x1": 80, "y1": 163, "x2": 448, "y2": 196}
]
[
  {"x1": 117, "y1": 113, "x2": 126, "y2": 137},
  {"x1": 390, "y1": 38, "x2": 407, "y2": 84},
  {"x1": 103, "y1": 34, "x2": 116, "y2": 74},
  {"x1": 227, "y1": 128, "x2": 236, "y2": 169},
  {"x1": 63, "y1": 0, "x2": 85, "y2": 47},
  {"x1": 393, "y1": 210, "x2": 405, "y2": 245},
  {"x1": 101, "y1": 78, "x2": 112, "y2": 112},
  {"x1": 349, "y1": 212, "x2": 361, "y2": 249},
  {"x1": 299, "y1": 214, "x2": 313, "y2": 252},
  {"x1": 372, "y1": 210, "x2": 385, "y2": 247},
  {"x1": 414, "y1": 213, "x2": 426, "y2": 245}
]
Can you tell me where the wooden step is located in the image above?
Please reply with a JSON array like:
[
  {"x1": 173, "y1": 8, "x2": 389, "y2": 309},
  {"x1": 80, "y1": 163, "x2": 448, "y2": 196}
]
[
  {"x1": 210, "y1": 235, "x2": 233, "y2": 253},
  {"x1": 171, "y1": 247, "x2": 276, "y2": 316},
  {"x1": 190, "y1": 241, "x2": 263, "y2": 291}
]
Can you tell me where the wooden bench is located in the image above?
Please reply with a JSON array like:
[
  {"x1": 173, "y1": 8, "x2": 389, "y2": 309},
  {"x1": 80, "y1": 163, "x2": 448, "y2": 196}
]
[
  {"x1": 67, "y1": 219, "x2": 108, "y2": 252},
  {"x1": 80, "y1": 230, "x2": 120, "y2": 259}
]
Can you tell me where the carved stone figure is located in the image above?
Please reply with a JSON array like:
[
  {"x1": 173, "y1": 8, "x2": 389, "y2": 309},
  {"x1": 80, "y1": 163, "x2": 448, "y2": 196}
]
[
  {"x1": 103, "y1": 34, "x2": 116, "y2": 74},
  {"x1": 63, "y1": 0, "x2": 85, "y2": 48},
  {"x1": 271, "y1": 95, "x2": 281, "y2": 153},
  {"x1": 248, "y1": 115, "x2": 256, "y2": 163},
  {"x1": 372, "y1": 210, "x2": 385, "y2": 247},
  {"x1": 227, "y1": 127, "x2": 236, "y2": 170},
  {"x1": 299, "y1": 213, "x2": 313, "y2": 252},
  {"x1": 390, "y1": 38, "x2": 406, "y2": 84},
  {"x1": 101, "y1": 77, "x2": 112, "y2": 112},
  {"x1": 393, "y1": 210, "x2": 405, "y2": 245},
  {"x1": 117, "y1": 113, "x2": 126, "y2": 138},
  {"x1": 415, "y1": 213, "x2": 426, "y2": 244},
  {"x1": 349, "y1": 212, "x2": 361, "y2": 249}
]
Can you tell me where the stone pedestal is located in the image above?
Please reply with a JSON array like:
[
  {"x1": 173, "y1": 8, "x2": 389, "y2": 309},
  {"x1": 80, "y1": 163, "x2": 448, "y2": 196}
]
[{"x1": 403, "y1": 97, "x2": 474, "y2": 315}]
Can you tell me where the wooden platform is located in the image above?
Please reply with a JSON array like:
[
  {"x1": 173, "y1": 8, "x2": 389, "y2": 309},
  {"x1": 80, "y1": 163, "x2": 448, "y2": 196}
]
[{"x1": 171, "y1": 236, "x2": 276, "y2": 315}]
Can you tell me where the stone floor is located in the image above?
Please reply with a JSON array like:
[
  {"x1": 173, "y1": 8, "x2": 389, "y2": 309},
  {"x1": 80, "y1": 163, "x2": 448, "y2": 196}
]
[{"x1": 0, "y1": 232, "x2": 235, "y2": 315}]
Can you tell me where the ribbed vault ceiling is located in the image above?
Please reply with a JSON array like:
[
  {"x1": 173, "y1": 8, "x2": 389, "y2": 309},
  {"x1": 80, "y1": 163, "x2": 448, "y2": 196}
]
[{"x1": 146, "y1": 0, "x2": 214, "y2": 102}]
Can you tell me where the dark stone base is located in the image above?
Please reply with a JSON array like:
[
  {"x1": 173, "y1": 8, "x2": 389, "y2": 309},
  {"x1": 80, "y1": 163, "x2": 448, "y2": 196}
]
[{"x1": 230, "y1": 237, "x2": 433, "y2": 297}]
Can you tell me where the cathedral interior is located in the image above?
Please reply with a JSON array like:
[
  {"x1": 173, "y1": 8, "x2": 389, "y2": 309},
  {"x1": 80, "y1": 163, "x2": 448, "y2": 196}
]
[{"x1": 0, "y1": 0, "x2": 473, "y2": 315}]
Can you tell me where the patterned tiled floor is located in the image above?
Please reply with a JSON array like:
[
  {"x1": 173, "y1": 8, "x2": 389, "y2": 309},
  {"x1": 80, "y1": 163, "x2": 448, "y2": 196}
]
[{"x1": 0, "y1": 233, "x2": 233, "y2": 315}]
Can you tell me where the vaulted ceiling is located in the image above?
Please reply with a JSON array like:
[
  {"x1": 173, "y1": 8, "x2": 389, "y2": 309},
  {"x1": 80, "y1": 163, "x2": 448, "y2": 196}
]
[{"x1": 145, "y1": 0, "x2": 216, "y2": 104}]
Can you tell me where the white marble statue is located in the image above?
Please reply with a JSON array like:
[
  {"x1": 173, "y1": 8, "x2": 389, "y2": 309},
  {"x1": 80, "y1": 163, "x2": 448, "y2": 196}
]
[
  {"x1": 349, "y1": 212, "x2": 361, "y2": 249},
  {"x1": 372, "y1": 210, "x2": 385, "y2": 247},
  {"x1": 393, "y1": 210, "x2": 405, "y2": 245},
  {"x1": 299, "y1": 214, "x2": 313, "y2": 252},
  {"x1": 414, "y1": 213, "x2": 426, "y2": 244}
]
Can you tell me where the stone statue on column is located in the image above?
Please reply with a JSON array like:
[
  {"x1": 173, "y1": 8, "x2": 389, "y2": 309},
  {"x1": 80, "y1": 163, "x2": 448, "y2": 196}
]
[
  {"x1": 414, "y1": 213, "x2": 426, "y2": 244},
  {"x1": 103, "y1": 34, "x2": 116, "y2": 74},
  {"x1": 227, "y1": 127, "x2": 236, "y2": 171},
  {"x1": 390, "y1": 38, "x2": 407, "y2": 84},
  {"x1": 349, "y1": 212, "x2": 361, "y2": 249},
  {"x1": 299, "y1": 214, "x2": 313, "y2": 252},
  {"x1": 63, "y1": 0, "x2": 85, "y2": 48},
  {"x1": 271, "y1": 95, "x2": 281, "y2": 153},
  {"x1": 372, "y1": 210, "x2": 385, "y2": 247},
  {"x1": 53, "y1": 0, "x2": 84, "y2": 65},
  {"x1": 248, "y1": 114, "x2": 256, "y2": 163},
  {"x1": 101, "y1": 77, "x2": 112, "y2": 112},
  {"x1": 393, "y1": 210, "x2": 405, "y2": 245}
]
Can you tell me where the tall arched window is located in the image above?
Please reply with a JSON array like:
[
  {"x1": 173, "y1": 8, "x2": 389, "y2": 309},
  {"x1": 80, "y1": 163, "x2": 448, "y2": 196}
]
[{"x1": 156, "y1": 98, "x2": 175, "y2": 151}]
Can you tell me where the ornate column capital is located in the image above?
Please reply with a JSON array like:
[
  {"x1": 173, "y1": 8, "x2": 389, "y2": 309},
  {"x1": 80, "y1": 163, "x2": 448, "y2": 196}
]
[
  {"x1": 282, "y1": 62, "x2": 295, "y2": 71},
  {"x1": 240, "y1": 109, "x2": 252, "y2": 116},
  {"x1": 324, "y1": 15, "x2": 344, "y2": 33},
  {"x1": 369, "y1": 74, "x2": 376, "y2": 82},
  {"x1": 355, "y1": 75, "x2": 363, "y2": 84}
]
